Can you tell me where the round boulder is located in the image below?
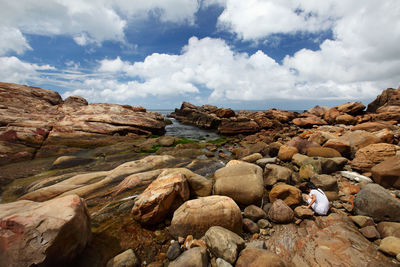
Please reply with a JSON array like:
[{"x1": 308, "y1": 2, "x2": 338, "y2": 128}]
[
  {"x1": 268, "y1": 199, "x2": 294, "y2": 224},
  {"x1": 269, "y1": 184, "x2": 302, "y2": 207}
]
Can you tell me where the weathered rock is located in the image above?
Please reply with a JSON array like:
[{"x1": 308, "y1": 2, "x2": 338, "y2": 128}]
[
  {"x1": 277, "y1": 145, "x2": 298, "y2": 161},
  {"x1": 255, "y1": 157, "x2": 278, "y2": 168},
  {"x1": 244, "y1": 205, "x2": 267, "y2": 222},
  {"x1": 245, "y1": 240, "x2": 266, "y2": 250},
  {"x1": 241, "y1": 153, "x2": 263, "y2": 163},
  {"x1": 359, "y1": 225, "x2": 380, "y2": 240},
  {"x1": 257, "y1": 219, "x2": 272, "y2": 229},
  {"x1": 132, "y1": 172, "x2": 190, "y2": 225},
  {"x1": 367, "y1": 87, "x2": 399, "y2": 112},
  {"x1": 377, "y1": 222, "x2": 400, "y2": 238},
  {"x1": 294, "y1": 206, "x2": 314, "y2": 218},
  {"x1": 204, "y1": 226, "x2": 245, "y2": 264},
  {"x1": 158, "y1": 136, "x2": 176, "y2": 146},
  {"x1": 264, "y1": 164, "x2": 292, "y2": 187},
  {"x1": 264, "y1": 109, "x2": 295, "y2": 123},
  {"x1": 306, "y1": 147, "x2": 341, "y2": 158},
  {"x1": 0, "y1": 194, "x2": 91, "y2": 267},
  {"x1": 169, "y1": 196, "x2": 242, "y2": 239},
  {"x1": 157, "y1": 168, "x2": 213, "y2": 197},
  {"x1": 51, "y1": 155, "x2": 95, "y2": 169},
  {"x1": 351, "y1": 143, "x2": 399, "y2": 172},
  {"x1": 167, "y1": 241, "x2": 182, "y2": 261},
  {"x1": 171, "y1": 102, "x2": 220, "y2": 129},
  {"x1": 236, "y1": 248, "x2": 286, "y2": 267},
  {"x1": 106, "y1": 249, "x2": 139, "y2": 267},
  {"x1": 345, "y1": 130, "x2": 381, "y2": 157},
  {"x1": 292, "y1": 116, "x2": 327, "y2": 127},
  {"x1": 379, "y1": 236, "x2": 400, "y2": 256},
  {"x1": 335, "y1": 114, "x2": 356, "y2": 125},
  {"x1": 64, "y1": 95, "x2": 88, "y2": 106},
  {"x1": 169, "y1": 247, "x2": 209, "y2": 267},
  {"x1": 215, "y1": 108, "x2": 235, "y2": 118},
  {"x1": 371, "y1": 155, "x2": 400, "y2": 189},
  {"x1": 308, "y1": 105, "x2": 329, "y2": 117},
  {"x1": 269, "y1": 184, "x2": 302, "y2": 207},
  {"x1": 218, "y1": 119, "x2": 260, "y2": 135},
  {"x1": 286, "y1": 137, "x2": 320, "y2": 154},
  {"x1": 323, "y1": 138, "x2": 351, "y2": 157},
  {"x1": 268, "y1": 199, "x2": 294, "y2": 223},
  {"x1": 243, "y1": 218, "x2": 260, "y2": 234},
  {"x1": 216, "y1": 258, "x2": 233, "y2": 267},
  {"x1": 214, "y1": 162, "x2": 263, "y2": 205},
  {"x1": 265, "y1": 213, "x2": 397, "y2": 266},
  {"x1": 352, "y1": 121, "x2": 396, "y2": 132},
  {"x1": 335, "y1": 102, "x2": 365, "y2": 115},
  {"x1": 349, "y1": 215, "x2": 375, "y2": 228},
  {"x1": 310, "y1": 174, "x2": 338, "y2": 192},
  {"x1": 354, "y1": 183, "x2": 400, "y2": 222},
  {"x1": 308, "y1": 131, "x2": 337, "y2": 145}
]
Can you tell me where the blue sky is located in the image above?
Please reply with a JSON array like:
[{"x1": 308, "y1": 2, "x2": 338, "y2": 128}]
[{"x1": 0, "y1": 0, "x2": 399, "y2": 110}]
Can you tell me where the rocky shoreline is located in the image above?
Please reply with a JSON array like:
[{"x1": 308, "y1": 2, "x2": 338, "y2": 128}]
[{"x1": 1, "y1": 82, "x2": 400, "y2": 266}]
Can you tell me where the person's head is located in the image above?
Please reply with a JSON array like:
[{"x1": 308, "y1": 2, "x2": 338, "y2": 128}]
[{"x1": 305, "y1": 181, "x2": 317, "y2": 192}]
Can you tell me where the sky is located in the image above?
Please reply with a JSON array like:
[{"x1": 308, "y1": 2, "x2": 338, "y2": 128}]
[{"x1": 0, "y1": 0, "x2": 399, "y2": 110}]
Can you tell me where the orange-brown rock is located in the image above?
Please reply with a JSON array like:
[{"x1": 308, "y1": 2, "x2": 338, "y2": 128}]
[
  {"x1": 335, "y1": 102, "x2": 365, "y2": 115},
  {"x1": 218, "y1": 118, "x2": 260, "y2": 135},
  {"x1": 324, "y1": 107, "x2": 341, "y2": 124},
  {"x1": 323, "y1": 138, "x2": 351, "y2": 157},
  {"x1": 292, "y1": 116, "x2": 327, "y2": 127},
  {"x1": 277, "y1": 145, "x2": 298, "y2": 161},
  {"x1": 306, "y1": 147, "x2": 341, "y2": 158},
  {"x1": 335, "y1": 114, "x2": 356, "y2": 125},
  {"x1": 286, "y1": 136, "x2": 320, "y2": 154},
  {"x1": 351, "y1": 143, "x2": 399, "y2": 172},
  {"x1": 351, "y1": 121, "x2": 396, "y2": 132},
  {"x1": 307, "y1": 105, "x2": 329, "y2": 117},
  {"x1": 131, "y1": 172, "x2": 190, "y2": 225},
  {"x1": 236, "y1": 248, "x2": 287, "y2": 267},
  {"x1": 169, "y1": 196, "x2": 243, "y2": 239},
  {"x1": 367, "y1": 87, "x2": 400, "y2": 112},
  {"x1": 264, "y1": 109, "x2": 296, "y2": 123},
  {"x1": 215, "y1": 108, "x2": 235, "y2": 118},
  {"x1": 0, "y1": 194, "x2": 91, "y2": 267},
  {"x1": 269, "y1": 184, "x2": 302, "y2": 207},
  {"x1": 371, "y1": 155, "x2": 400, "y2": 189}
]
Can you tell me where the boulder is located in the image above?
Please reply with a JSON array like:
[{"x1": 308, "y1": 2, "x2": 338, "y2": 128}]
[
  {"x1": 310, "y1": 174, "x2": 338, "y2": 192},
  {"x1": 169, "y1": 247, "x2": 209, "y2": 267},
  {"x1": 269, "y1": 184, "x2": 302, "y2": 207},
  {"x1": 377, "y1": 222, "x2": 400, "y2": 238},
  {"x1": 241, "y1": 153, "x2": 263, "y2": 163},
  {"x1": 0, "y1": 194, "x2": 91, "y2": 267},
  {"x1": 236, "y1": 248, "x2": 286, "y2": 267},
  {"x1": 244, "y1": 205, "x2": 267, "y2": 222},
  {"x1": 106, "y1": 249, "x2": 139, "y2": 267},
  {"x1": 354, "y1": 183, "x2": 400, "y2": 222},
  {"x1": 264, "y1": 109, "x2": 295, "y2": 123},
  {"x1": 292, "y1": 116, "x2": 327, "y2": 127},
  {"x1": 359, "y1": 226, "x2": 380, "y2": 240},
  {"x1": 307, "y1": 105, "x2": 329, "y2": 117},
  {"x1": 352, "y1": 121, "x2": 396, "y2": 132},
  {"x1": 294, "y1": 206, "x2": 314, "y2": 219},
  {"x1": 277, "y1": 145, "x2": 298, "y2": 161},
  {"x1": 351, "y1": 143, "x2": 399, "y2": 172},
  {"x1": 214, "y1": 162, "x2": 264, "y2": 205},
  {"x1": 131, "y1": 172, "x2": 190, "y2": 225},
  {"x1": 335, "y1": 114, "x2": 356, "y2": 125},
  {"x1": 215, "y1": 108, "x2": 235, "y2": 118},
  {"x1": 218, "y1": 119, "x2": 260, "y2": 135},
  {"x1": 255, "y1": 157, "x2": 278, "y2": 168},
  {"x1": 349, "y1": 215, "x2": 375, "y2": 228},
  {"x1": 268, "y1": 199, "x2": 294, "y2": 224},
  {"x1": 371, "y1": 155, "x2": 400, "y2": 189},
  {"x1": 306, "y1": 147, "x2": 341, "y2": 158},
  {"x1": 323, "y1": 138, "x2": 351, "y2": 157},
  {"x1": 204, "y1": 226, "x2": 245, "y2": 264},
  {"x1": 265, "y1": 213, "x2": 397, "y2": 266},
  {"x1": 64, "y1": 95, "x2": 88, "y2": 106},
  {"x1": 344, "y1": 130, "x2": 381, "y2": 157},
  {"x1": 324, "y1": 108, "x2": 341, "y2": 124},
  {"x1": 286, "y1": 137, "x2": 320, "y2": 154},
  {"x1": 335, "y1": 102, "x2": 365, "y2": 115},
  {"x1": 264, "y1": 164, "x2": 293, "y2": 187},
  {"x1": 166, "y1": 242, "x2": 182, "y2": 261},
  {"x1": 379, "y1": 236, "x2": 400, "y2": 256},
  {"x1": 169, "y1": 196, "x2": 242, "y2": 239},
  {"x1": 367, "y1": 87, "x2": 399, "y2": 112}
]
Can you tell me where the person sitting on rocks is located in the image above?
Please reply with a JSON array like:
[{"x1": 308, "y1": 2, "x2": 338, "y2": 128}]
[{"x1": 302, "y1": 182, "x2": 330, "y2": 215}]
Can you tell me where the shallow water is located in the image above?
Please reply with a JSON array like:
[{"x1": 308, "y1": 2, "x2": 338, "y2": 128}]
[{"x1": 165, "y1": 118, "x2": 221, "y2": 140}]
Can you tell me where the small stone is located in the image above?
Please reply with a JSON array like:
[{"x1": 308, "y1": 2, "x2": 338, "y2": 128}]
[
  {"x1": 167, "y1": 242, "x2": 182, "y2": 261},
  {"x1": 184, "y1": 235, "x2": 193, "y2": 250},
  {"x1": 295, "y1": 219, "x2": 303, "y2": 225},
  {"x1": 244, "y1": 205, "x2": 267, "y2": 221},
  {"x1": 257, "y1": 219, "x2": 272, "y2": 229},
  {"x1": 379, "y1": 236, "x2": 400, "y2": 256},
  {"x1": 349, "y1": 216, "x2": 375, "y2": 228},
  {"x1": 243, "y1": 218, "x2": 260, "y2": 234},
  {"x1": 359, "y1": 226, "x2": 380, "y2": 240}
]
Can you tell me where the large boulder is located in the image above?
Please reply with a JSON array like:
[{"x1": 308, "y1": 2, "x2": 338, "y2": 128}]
[
  {"x1": 354, "y1": 183, "x2": 400, "y2": 222},
  {"x1": 377, "y1": 222, "x2": 400, "y2": 238},
  {"x1": 292, "y1": 116, "x2": 327, "y2": 127},
  {"x1": 268, "y1": 199, "x2": 294, "y2": 224},
  {"x1": 204, "y1": 226, "x2": 245, "y2": 264},
  {"x1": 264, "y1": 164, "x2": 293, "y2": 187},
  {"x1": 335, "y1": 102, "x2": 365, "y2": 115},
  {"x1": 169, "y1": 196, "x2": 242, "y2": 239},
  {"x1": 131, "y1": 172, "x2": 190, "y2": 225},
  {"x1": 269, "y1": 184, "x2": 302, "y2": 207},
  {"x1": 351, "y1": 143, "x2": 399, "y2": 172},
  {"x1": 0, "y1": 194, "x2": 91, "y2": 267},
  {"x1": 367, "y1": 87, "x2": 399, "y2": 112},
  {"x1": 265, "y1": 213, "x2": 397, "y2": 266},
  {"x1": 218, "y1": 118, "x2": 260, "y2": 135},
  {"x1": 306, "y1": 147, "x2": 341, "y2": 158},
  {"x1": 214, "y1": 162, "x2": 264, "y2": 205},
  {"x1": 236, "y1": 248, "x2": 286, "y2": 267},
  {"x1": 371, "y1": 155, "x2": 400, "y2": 189}
]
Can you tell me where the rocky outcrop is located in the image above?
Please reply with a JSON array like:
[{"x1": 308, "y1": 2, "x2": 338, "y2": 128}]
[
  {"x1": 0, "y1": 194, "x2": 91, "y2": 267},
  {"x1": 351, "y1": 143, "x2": 400, "y2": 172},
  {"x1": 0, "y1": 82, "x2": 166, "y2": 165},
  {"x1": 169, "y1": 196, "x2": 242, "y2": 239},
  {"x1": 371, "y1": 155, "x2": 400, "y2": 189},
  {"x1": 367, "y1": 87, "x2": 400, "y2": 112}
]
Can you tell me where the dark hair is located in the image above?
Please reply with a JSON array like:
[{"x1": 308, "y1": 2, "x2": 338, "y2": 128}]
[{"x1": 305, "y1": 181, "x2": 317, "y2": 190}]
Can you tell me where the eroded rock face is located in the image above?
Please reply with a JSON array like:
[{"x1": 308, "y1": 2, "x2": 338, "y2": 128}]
[
  {"x1": 351, "y1": 143, "x2": 399, "y2": 172},
  {"x1": 371, "y1": 155, "x2": 400, "y2": 189},
  {"x1": 131, "y1": 172, "x2": 190, "y2": 225},
  {"x1": 0, "y1": 194, "x2": 91, "y2": 267},
  {"x1": 0, "y1": 82, "x2": 167, "y2": 165},
  {"x1": 367, "y1": 87, "x2": 399, "y2": 112},
  {"x1": 265, "y1": 213, "x2": 397, "y2": 266},
  {"x1": 214, "y1": 162, "x2": 264, "y2": 206},
  {"x1": 236, "y1": 248, "x2": 286, "y2": 267},
  {"x1": 169, "y1": 196, "x2": 242, "y2": 239}
]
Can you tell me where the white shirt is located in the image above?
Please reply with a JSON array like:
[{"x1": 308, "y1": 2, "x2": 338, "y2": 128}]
[{"x1": 308, "y1": 189, "x2": 330, "y2": 215}]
